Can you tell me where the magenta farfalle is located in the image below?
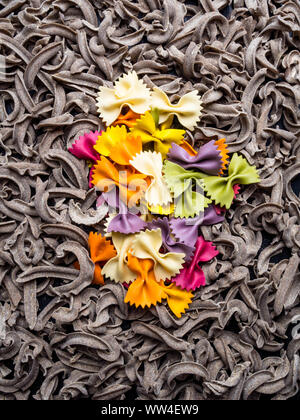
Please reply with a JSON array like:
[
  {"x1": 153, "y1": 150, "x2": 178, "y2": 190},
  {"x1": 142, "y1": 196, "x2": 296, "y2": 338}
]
[
  {"x1": 171, "y1": 236, "x2": 219, "y2": 291},
  {"x1": 68, "y1": 131, "x2": 102, "y2": 163}
]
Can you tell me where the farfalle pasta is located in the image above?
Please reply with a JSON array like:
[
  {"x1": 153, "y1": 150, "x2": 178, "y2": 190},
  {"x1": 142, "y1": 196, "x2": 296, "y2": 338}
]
[
  {"x1": 170, "y1": 205, "x2": 225, "y2": 246},
  {"x1": 101, "y1": 232, "x2": 138, "y2": 284},
  {"x1": 163, "y1": 160, "x2": 212, "y2": 218},
  {"x1": 151, "y1": 87, "x2": 203, "y2": 130},
  {"x1": 112, "y1": 109, "x2": 141, "y2": 128},
  {"x1": 68, "y1": 71, "x2": 260, "y2": 318},
  {"x1": 171, "y1": 237, "x2": 219, "y2": 291},
  {"x1": 94, "y1": 125, "x2": 142, "y2": 165},
  {"x1": 130, "y1": 229, "x2": 185, "y2": 281},
  {"x1": 130, "y1": 151, "x2": 172, "y2": 207},
  {"x1": 148, "y1": 217, "x2": 195, "y2": 262},
  {"x1": 107, "y1": 198, "x2": 148, "y2": 235},
  {"x1": 167, "y1": 140, "x2": 226, "y2": 175},
  {"x1": 130, "y1": 111, "x2": 185, "y2": 158},
  {"x1": 91, "y1": 156, "x2": 149, "y2": 206},
  {"x1": 124, "y1": 254, "x2": 193, "y2": 317},
  {"x1": 124, "y1": 255, "x2": 168, "y2": 309},
  {"x1": 68, "y1": 131, "x2": 101, "y2": 163},
  {"x1": 97, "y1": 71, "x2": 152, "y2": 126},
  {"x1": 203, "y1": 153, "x2": 260, "y2": 209},
  {"x1": 74, "y1": 232, "x2": 116, "y2": 285},
  {"x1": 94, "y1": 126, "x2": 128, "y2": 157}
]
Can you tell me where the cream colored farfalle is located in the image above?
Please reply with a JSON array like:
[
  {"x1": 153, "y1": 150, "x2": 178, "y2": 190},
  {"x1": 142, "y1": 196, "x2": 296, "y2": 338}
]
[
  {"x1": 130, "y1": 151, "x2": 172, "y2": 207},
  {"x1": 130, "y1": 229, "x2": 185, "y2": 281},
  {"x1": 151, "y1": 87, "x2": 203, "y2": 130},
  {"x1": 101, "y1": 232, "x2": 137, "y2": 284},
  {"x1": 97, "y1": 71, "x2": 152, "y2": 126}
]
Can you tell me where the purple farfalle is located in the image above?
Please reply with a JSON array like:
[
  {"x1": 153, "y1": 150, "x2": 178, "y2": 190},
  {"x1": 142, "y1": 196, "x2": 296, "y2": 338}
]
[
  {"x1": 167, "y1": 140, "x2": 222, "y2": 175},
  {"x1": 170, "y1": 205, "x2": 224, "y2": 246},
  {"x1": 102, "y1": 190, "x2": 147, "y2": 234},
  {"x1": 102, "y1": 188, "x2": 120, "y2": 209},
  {"x1": 68, "y1": 131, "x2": 101, "y2": 163},
  {"x1": 148, "y1": 217, "x2": 195, "y2": 262}
]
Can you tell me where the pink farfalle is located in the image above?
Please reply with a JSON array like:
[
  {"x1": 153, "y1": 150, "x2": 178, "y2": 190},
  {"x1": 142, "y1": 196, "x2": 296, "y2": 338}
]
[
  {"x1": 89, "y1": 165, "x2": 95, "y2": 189},
  {"x1": 214, "y1": 184, "x2": 241, "y2": 215},
  {"x1": 172, "y1": 236, "x2": 219, "y2": 291},
  {"x1": 68, "y1": 131, "x2": 102, "y2": 163}
]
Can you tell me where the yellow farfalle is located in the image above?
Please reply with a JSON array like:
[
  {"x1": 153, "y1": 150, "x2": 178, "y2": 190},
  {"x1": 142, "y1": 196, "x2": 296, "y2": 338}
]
[
  {"x1": 130, "y1": 229, "x2": 185, "y2": 281},
  {"x1": 158, "y1": 281, "x2": 193, "y2": 318},
  {"x1": 147, "y1": 203, "x2": 174, "y2": 216},
  {"x1": 97, "y1": 71, "x2": 152, "y2": 126},
  {"x1": 151, "y1": 87, "x2": 203, "y2": 130},
  {"x1": 94, "y1": 125, "x2": 127, "y2": 157},
  {"x1": 130, "y1": 111, "x2": 185, "y2": 159},
  {"x1": 94, "y1": 126, "x2": 142, "y2": 165},
  {"x1": 130, "y1": 151, "x2": 172, "y2": 207}
]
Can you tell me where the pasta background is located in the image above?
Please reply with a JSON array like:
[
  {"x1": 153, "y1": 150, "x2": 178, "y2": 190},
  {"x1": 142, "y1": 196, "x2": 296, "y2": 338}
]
[{"x1": 0, "y1": 0, "x2": 299, "y2": 401}]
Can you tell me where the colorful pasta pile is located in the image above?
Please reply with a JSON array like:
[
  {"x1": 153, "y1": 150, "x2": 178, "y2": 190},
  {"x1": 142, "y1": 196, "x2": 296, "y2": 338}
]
[{"x1": 68, "y1": 71, "x2": 260, "y2": 318}]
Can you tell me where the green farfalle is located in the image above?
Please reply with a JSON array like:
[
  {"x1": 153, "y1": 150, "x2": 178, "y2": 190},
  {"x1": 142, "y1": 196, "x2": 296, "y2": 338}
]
[
  {"x1": 203, "y1": 153, "x2": 260, "y2": 209},
  {"x1": 163, "y1": 160, "x2": 211, "y2": 218}
]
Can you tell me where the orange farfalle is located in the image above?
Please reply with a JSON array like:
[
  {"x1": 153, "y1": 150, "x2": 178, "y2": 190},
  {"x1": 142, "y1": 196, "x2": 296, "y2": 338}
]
[
  {"x1": 110, "y1": 134, "x2": 142, "y2": 165},
  {"x1": 112, "y1": 109, "x2": 141, "y2": 128},
  {"x1": 91, "y1": 156, "x2": 149, "y2": 206},
  {"x1": 124, "y1": 254, "x2": 166, "y2": 308},
  {"x1": 180, "y1": 140, "x2": 197, "y2": 156},
  {"x1": 75, "y1": 232, "x2": 117, "y2": 285},
  {"x1": 124, "y1": 254, "x2": 193, "y2": 317},
  {"x1": 89, "y1": 232, "x2": 117, "y2": 284},
  {"x1": 214, "y1": 138, "x2": 229, "y2": 174}
]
